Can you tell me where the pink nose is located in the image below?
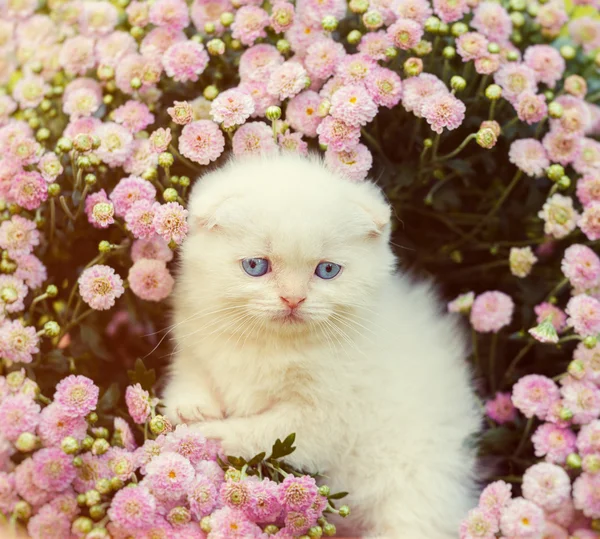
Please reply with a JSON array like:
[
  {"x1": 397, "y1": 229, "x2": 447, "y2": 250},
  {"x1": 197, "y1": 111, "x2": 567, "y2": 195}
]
[{"x1": 280, "y1": 296, "x2": 306, "y2": 309}]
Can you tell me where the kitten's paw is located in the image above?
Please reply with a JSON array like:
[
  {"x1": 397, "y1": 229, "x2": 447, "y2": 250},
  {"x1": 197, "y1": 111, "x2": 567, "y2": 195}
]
[
  {"x1": 162, "y1": 398, "x2": 208, "y2": 425},
  {"x1": 195, "y1": 421, "x2": 250, "y2": 459}
]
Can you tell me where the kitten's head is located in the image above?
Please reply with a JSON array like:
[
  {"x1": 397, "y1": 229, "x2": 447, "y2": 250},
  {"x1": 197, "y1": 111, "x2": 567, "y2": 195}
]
[{"x1": 177, "y1": 153, "x2": 396, "y2": 342}]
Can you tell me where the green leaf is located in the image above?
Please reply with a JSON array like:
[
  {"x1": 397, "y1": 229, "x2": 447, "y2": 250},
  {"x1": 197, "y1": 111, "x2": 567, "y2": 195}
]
[
  {"x1": 269, "y1": 433, "x2": 297, "y2": 460},
  {"x1": 97, "y1": 382, "x2": 121, "y2": 414},
  {"x1": 247, "y1": 452, "x2": 266, "y2": 467},
  {"x1": 79, "y1": 324, "x2": 112, "y2": 361},
  {"x1": 127, "y1": 358, "x2": 156, "y2": 392},
  {"x1": 328, "y1": 491, "x2": 348, "y2": 500}
]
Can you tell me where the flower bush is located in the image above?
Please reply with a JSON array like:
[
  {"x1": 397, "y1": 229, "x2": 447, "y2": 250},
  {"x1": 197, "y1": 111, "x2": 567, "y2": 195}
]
[{"x1": 0, "y1": 0, "x2": 599, "y2": 536}]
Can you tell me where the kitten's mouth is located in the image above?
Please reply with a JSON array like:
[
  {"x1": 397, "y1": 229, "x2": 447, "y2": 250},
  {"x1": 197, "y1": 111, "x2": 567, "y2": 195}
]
[{"x1": 275, "y1": 311, "x2": 305, "y2": 325}]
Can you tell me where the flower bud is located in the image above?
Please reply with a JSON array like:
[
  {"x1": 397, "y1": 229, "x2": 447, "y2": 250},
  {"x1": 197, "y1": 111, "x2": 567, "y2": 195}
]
[
  {"x1": 322, "y1": 15, "x2": 338, "y2": 31},
  {"x1": 203, "y1": 85, "x2": 219, "y2": 101},
  {"x1": 308, "y1": 526, "x2": 323, "y2": 538},
  {"x1": 230, "y1": 39, "x2": 242, "y2": 50},
  {"x1": 413, "y1": 40, "x2": 432, "y2": 57},
  {"x1": 276, "y1": 39, "x2": 291, "y2": 54},
  {"x1": 150, "y1": 415, "x2": 172, "y2": 435},
  {"x1": 76, "y1": 155, "x2": 92, "y2": 169},
  {"x1": 220, "y1": 12, "x2": 234, "y2": 26},
  {"x1": 85, "y1": 489, "x2": 102, "y2": 507},
  {"x1": 362, "y1": 11, "x2": 382, "y2": 30},
  {"x1": 264, "y1": 525, "x2": 279, "y2": 535},
  {"x1": 90, "y1": 504, "x2": 106, "y2": 521},
  {"x1": 442, "y1": 46, "x2": 456, "y2": 60},
  {"x1": 266, "y1": 106, "x2": 282, "y2": 121},
  {"x1": 485, "y1": 84, "x2": 502, "y2": 100},
  {"x1": 207, "y1": 38, "x2": 226, "y2": 56},
  {"x1": 7, "y1": 370, "x2": 25, "y2": 389},
  {"x1": 179, "y1": 176, "x2": 191, "y2": 187},
  {"x1": 163, "y1": 188, "x2": 179, "y2": 203},
  {"x1": 323, "y1": 523, "x2": 336, "y2": 536},
  {"x1": 424, "y1": 16, "x2": 440, "y2": 34},
  {"x1": 450, "y1": 76, "x2": 466, "y2": 92},
  {"x1": 487, "y1": 42, "x2": 500, "y2": 54},
  {"x1": 96, "y1": 478, "x2": 112, "y2": 494},
  {"x1": 0, "y1": 258, "x2": 17, "y2": 274},
  {"x1": 546, "y1": 164, "x2": 565, "y2": 182},
  {"x1": 318, "y1": 485, "x2": 330, "y2": 497},
  {"x1": 339, "y1": 505, "x2": 350, "y2": 517},
  {"x1": 92, "y1": 438, "x2": 110, "y2": 456},
  {"x1": 560, "y1": 45, "x2": 576, "y2": 60},
  {"x1": 403, "y1": 57, "x2": 423, "y2": 77},
  {"x1": 510, "y1": 0, "x2": 526, "y2": 10},
  {"x1": 347, "y1": 29, "x2": 362, "y2": 45},
  {"x1": 451, "y1": 22, "x2": 468, "y2": 36},
  {"x1": 476, "y1": 128, "x2": 497, "y2": 149},
  {"x1": 200, "y1": 516, "x2": 212, "y2": 533},
  {"x1": 28, "y1": 117, "x2": 41, "y2": 130},
  {"x1": 141, "y1": 168, "x2": 157, "y2": 181},
  {"x1": 86, "y1": 527, "x2": 109, "y2": 539},
  {"x1": 567, "y1": 453, "x2": 582, "y2": 469},
  {"x1": 510, "y1": 12, "x2": 525, "y2": 27},
  {"x1": 73, "y1": 456, "x2": 84, "y2": 468},
  {"x1": 73, "y1": 517, "x2": 94, "y2": 535},
  {"x1": 204, "y1": 21, "x2": 216, "y2": 34},
  {"x1": 110, "y1": 477, "x2": 124, "y2": 490},
  {"x1": 36, "y1": 128, "x2": 50, "y2": 142},
  {"x1": 568, "y1": 359, "x2": 586, "y2": 379},
  {"x1": 564, "y1": 75, "x2": 587, "y2": 98},
  {"x1": 385, "y1": 47, "x2": 397, "y2": 60},
  {"x1": 98, "y1": 240, "x2": 112, "y2": 254},
  {"x1": 84, "y1": 174, "x2": 97, "y2": 186},
  {"x1": 15, "y1": 433, "x2": 39, "y2": 453},
  {"x1": 584, "y1": 454, "x2": 600, "y2": 474},
  {"x1": 13, "y1": 501, "x2": 31, "y2": 521},
  {"x1": 349, "y1": 0, "x2": 369, "y2": 12},
  {"x1": 93, "y1": 427, "x2": 109, "y2": 439},
  {"x1": 225, "y1": 467, "x2": 242, "y2": 482},
  {"x1": 158, "y1": 152, "x2": 174, "y2": 168},
  {"x1": 548, "y1": 101, "x2": 563, "y2": 119},
  {"x1": 130, "y1": 77, "x2": 142, "y2": 90},
  {"x1": 61, "y1": 436, "x2": 80, "y2": 454},
  {"x1": 559, "y1": 407, "x2": 573, "y2": 421},
  {"x1": 97, "y1": 65, "x2": 114, "y2": 81},
  {"x1": 167, "y1": 506, "x2": 191, "y2": 526},
  {"x1": 584, "y1": 336, "x2": 598, "y2": 349},
  {"x1": 130, "y1": 25, "x2": 144, "y2": 39},
  {"x1": 44, "y1": 320, "x2": 61, "y2": 337},
  {"x1": 74, "y1": 134, "x2": 93, "y2": 153},
  {"x1": 57, "y1": 137, "x2": 73, "y2": 152},
  {"x1": 558, "y1": 176, "x2": 570, "y2": 190}
]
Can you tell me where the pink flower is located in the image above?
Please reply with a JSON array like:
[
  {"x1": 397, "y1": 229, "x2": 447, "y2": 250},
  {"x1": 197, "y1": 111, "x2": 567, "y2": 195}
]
[
  {"x1": 10, "y1": 171, "x2": 47, "y2": 211},
  {"x1": 324, "y1": 144, "x2": 373, "y2": 182},
  {"x1": 64, "y1": 117, "x2": 101, "y2": 140},
  {"x1": 169, "y1": 101, "x2": 195, "y2": 125},
  {"x1": 474, "y1": 55, "x2": 501, "y2": 76},
  {"x1": 500, "y1": 497, "x2": 545, "y2": 538},
  {"x1": 401, "y1": 73, "x2": 447, "y2": 117},
  {"x1": 150, "y1": 128, "x2": 172, "y2": 154},
  {"x1": 538, "y1": 194, "x2": 579, "y2": 239},
  {"x1": 129, "y1": 258, "x2": 175, "y2": 302},
  {"x1": 27, "y1": 505, "x2": 71, "y2": 539},
  {"x1": 297, "y1": 0, "x2": 346, "y2": 25},
  {"x1": 561, "y1": 244, "x2": 600, "y2": 293},
  {"x1": 114, "y1": 416, "x2": 137, "y2": 452},
  {"x1": 79, "y1": 1, "x2": 119, "y2": 36},
  {"x1": 14, "y1": 254, "x2": 47, "y2": 290},
  {"x1": 386, "y1": 17, "x2": 423, "y2": 50},
  {"x1": 569, "y1": 16, "x2": 600, "y2": 54},
  {"x1": 267, "y1": 61, "x2": 309, "y2": 101},
  {"x1": 279, "y1": 475, "x2": 318, "y2": 512},
  {"x1": 125, "y1": 200, "x2": 157, "y2": 239},
  {"x1": 459, "y1": 508, "x2": 499, "y2": 539},
  {"x1": 58, "y1": 35, "x2": 96, "y2": 76},
  {"x1": 54, "y1": 375, "x2": 99, "y2": 418},
  {"x1": 422, "y1": 91, "x2": 465, "y2": 134},
  {"x1": 433, "y1": 0, "x2": 469, "y2": 23},
  {"x1": 515, "y1": 92, "x2": 547, "y2": 125},
  {"x1": 575, "y1": 343, "x2": 600, "y2": 386},
  {"x1": 270, "y1": 1, "x2": 294, "y2": 33},
  {"x1": 522, "y1": 462, "x2": 570, "y2": 512},
  {"x1": 0, "y1": 394, "x2": 40, "y2": 442},
  {"x1": 178, "y1": 120, "x2": 225, "y2": 165},
  {"x1": 574, "y1": 138, "x2": 600, "y2": 175},
  {"x1": 108, "y1": 485, "x2": 157, "y2": 530},
  {"x1": 523, "y1": 45, "x2": 565, "y2": 88},
  {"x1": 285, "y1": 20, "x2": 327, "y2": 54},
  {"x1": 0, "y1": 472, "x2": 17, "y2": 515},
  {"x1": 330, "y1": 84, "x2": 377, "y2": 128},
  {"x1": 286, "y1": 91, "x2": 322, "y2": 138},
  {"x1": 131, "y1": 237, "x2": 174, "y2": 263},
  {"x1": 144, "y1": 451, "x2": 195, "y2": 501},
  {"x1": 126, "y1": 384, "x2": 155, "y2": 425},
  {"x1": 78, "y1": 264, "x2": 125, "y2": 311},
  {"x1": 38, "y1": 402, "x2": 88, "y2": 446},
  {"x1": 396, "y1": 0, "x2": 432, "y2": 24},
  {"x1": 38, "y1": 152, "x2": 63, "y2": 183},
  {"x1": 106, "y1": 447, "x2": 137, "y2": 481},
  {"x1": 15, "y1": 459, "x2": 51, "y2": 508},
  {"x1": 232, "y1": 121, "x2": 278, "y2": 157},
  {"x1": 113, "y1": 101, "x2": 155, "y2": 133},
  {"x1": 149, "y1": 0, "x2": 189, "y2": 30},
  {"x1": 577, "y1": 419, "x2": 600, "y2": 456},
  {"x1": 509, "y1": 246, "x2": 538, "y2": 278},
  {"x1": 278, "y1": 131, "x2": 308, "y2": 156},
  {"x1": 238, "y1": 81, "x2": 279, "y2": 118},
  {"x1": 85, "y1": 189, "x2": 115, "y2": 229},
  {"x1": 509, "y1": 139, "x2": 549, "y2": 178},
  {"x1": 232, "y1": 6, "x2": 269, "y2": 46},
  {"x1": 211, "y1": 89, "x2": 255, "y2": 128},
  {"x1": 470, "y1": 291, "x2": 514, "y2": 333},
  {"x1": 485, "y1": 392, "x2": 516, "y2": 424},
  {"x1": 0, "y1": 275, "x2": 28, "y2": 313},
  {"x1": 62, "y1": 87, "x2": 102, "y2": 119},
  {"x1": 566, "y1": 294, "x2": 600, "y2": 337},
  {"x1": 96, "y1": 31, "x2": 138, "y2": 68},
  {"x1": 456, "y1": 32, "x2": 489, "y2": 62},
  {"x1": 335, "y1": 54, "x2": 377, "y2": 85},
  {"x1": 0, "y1": 320, "x2": 38, "y2": 364},
  {"x1": 0, "y1": 215, "x2": 40, "y2": 258},
  {"x1": 188, "y1": 476, "x2": 218, "y2": 519},
  {"x1": 512, "y1": 375, "x2": 560, "y2": 419},
  {"x1": 239, "y1": 44, "x2": 283, "y2": 83},
  {"x1": 246, "y1": 478, "x2": 282, "y2": 522},
  {"x1": 163, "y1": 40, "x2": 209, "y2": 83},
  {"x1": 494, "y1": 63, "x2": 538, "y2": 104},
  {"x1": 32, "y1": 448, "x2": 76, "y2": 492},
  {"x1": 478, "y1": 480, "x2": 512, "y2": 521},
  {"x1": 543, "y1": 129, "x2": 582, "y2": 167},
  {"x1": 574, "y1": 473, "x2": 600, "y2": 518},
  {"x1": 365, "y1": 68, "x2": 403, "y2": 109},
  {"x1": 12, "y1": 75, "x2": 50, "y2": 109},
  {"x1": 534, "y1": 303, "x2": 567, "y2": 333},
  {"x1": 96, "y1": 122, "x2": 134, "y2": 168},
  {"x1": 110, "y1": 176, "x2": 157, "y2": 218},
  {"x1": 305, "y1": 39, "x2": 346, "y2": 80},
  {"x1": 561, "y1": 378, "x2": 600, "y2": 424},
  {"x1": 317, "y1": 116, "x2": 361, "y2": 152},
  {"x1": 190, "y1": 0, "x2": 232, "y2": 34},
  {"x1": 471, "y1": 1, "x2": 512, "y2": 43},
  {"x1": 123, "y1": 139, "x2": 159, "y2": 177},
  {"x1": 153, "y1": 202, "x2": 189, "y2": 245},
  {"x1": 164, "y1": 424, "x2": 211, "y2": 465},
  {"x1": 531, "y1": 423, "x2": 576, "y2": 464},
  {"x1": 579, "y1": 203, "x2": 600, "y2": 241}
]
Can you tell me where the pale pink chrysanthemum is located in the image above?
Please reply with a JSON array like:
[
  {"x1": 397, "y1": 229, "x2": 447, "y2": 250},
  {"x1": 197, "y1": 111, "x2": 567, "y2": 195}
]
[
  {"x1": 278, "y1": 130, "x2": 308, "y2": 156},
  {"x1": 531, "y1": 423, "x2": 576, "y2": 464},
  {"x1": 536, "y1": 1, "x2": 568, "y2": 34},
  {"x1": 190, "y1": 0, "x2": 232, "y2": 34},
  {"x1": 522, "y1": 462, "x2": 570, "y2": 512},
  {"x1": 471, "y1": 1, "x2": 512, "y2": 43},
  {"x1": 401, "y1": 73, "x2": 447, "y2": 117},
  {"x1": 168, "y1": 100, "x2": 194, "y2": 126},
  {"x1": 515, "y1": 92, "x2": 547, "y2": 126},
  {"x1": 9, "y1": 171, "x2": 47, "y2": 211},
  {"x1": 78, "y1": 265, "x2": 125, "y2": 311},
  {"x1": 386, "y1": 17, "x2": 423, "y2": 50},
  {"x1": 37, "y1": 152, "x2": 63, "y2": 183},
  {"x1": 267, "y1": 61, "x2": 309, "y2": 101},
  {"x1": 79, "y1": 1, "x2": 119, "y2": 36},
  {"x1": 534, "y1": 303, "x2": 567, "y2": 333},
  {"x1": 335, "y1": 54, "x2": 377, "y2": 85},
  {"x1": 485, "y1": 392, "x2": 517, "y2": 424},
  {"x1": 114, "y1": 417, "x2": 137, "y2": 452},
  {"x1": 144, "y1": 451, "x2": 195, "y2": 501},
  {"x1": 209, "y1": 507, "x2": 264, "y2": 538},
  {"x1": 163, "y1": 40, "x2": 209, "y2": 83},
  {"x1": 551, "y1": 96, "x2": 589, "y2": 136},
  {"x1": 364, "y1": 67, "x2": 403, "y2": 109},
  {"x1": 579, "y1": 203, "x2": 600, "y2": 241},
  {"x1": 7, "y1": 135, "x2": 42, "y2": 168},
  {"x1": 108, "y1": 485, "x2": 157, "y2": 530},
  {"x1": 62, "y1": 87, "x2": 102, "y2": 119},
  {"x1": 317, "y1": 116, "x2": 361, "y2": 152},
  {"x1": 96, "y1": 122, "x2": 134, "y2": 168},
  {"x1": 150, "y1": 128, "x2": 172, "y2": 154},
  {"x1": 545, "y1": 498, "x2": 576, "y2": 529},
  {"x1": 561, "y1": 377, "x2": 600, "y2": 425},
  {"x1": 135, "y1": 437, "x2": 167, "y2": 475},
  {"x1": 512, "y1": 375, "x2": 560, "y2": 419},
  {"x1": 297, "y1": 0, "x2": 346, "y2": 26},
  {"x1": 109, "y1": 176, "x2": 157, "y2": 218},
  {"x1": 574, "y1": 343, "x2": 600, "y2": 386},
  {"x1": 305, "y1": 39, "x2": 346, "y2": 80},
  {"x1": 0, "y1": 394, "x2": 40, "y2": 442},
  {"x1": 285, "y1": 91, "x2": 322, "y2": 138},
  {"x1": 95, "y1": 31, "x2": 138, "y2": 68},
  {"x1": 14, "y1": 253, "x2": 47, "y2": 290},
  {"x1": 125, "y1": 200, "x2": 157, "y2": 239},
  {"x1": 0, "y1": 472, "x2": 17, "y2": 515},
  {"x1": 0, "y1": 275, "x2": 28, "y2": 313},
  {"x1": 538, "y1": 194, "x2": 579, "y2": 240},
  {"x1": 129, "y1": 258, "x2": 175, "y2": 302},
  {"x1": 396, "y1": 0, "x2": 432, "y2": 24},
  {"x1": 422, "y1": 92, "x2": 466, "y2": 134},
  {"x1": 12, "y1": 75, "x2": 50, "y2": 109},
  {"x1": 85, "y1": 189, "x2": 115, "y2": 229},
  {"x1": 0, "y1": 215, "x2": 40, "y2": 258},
  {"x1": 478, "y1": 480, "x2": 512, "y2": 522},
  {"x1": 27, "y1": 505, "x2": 71, "y2": 539},
  {"x1": 140, "y1": 27, "x2": 186, "y2": 58},
  {"x1": 566, "y1": 294, "x2": 600, "y2": 338},
  {"x1": 474, "y1": 55, "x2": 501, "y2": 76},
  {"x1": 153, "y1": 202, "x2": 189, "y2": 245},
  {"x1": 284, "y1": 510, "x2": 317, "y2": 535},
  {"x1": 459, "y1": 508, "x2": 499, "y2": 539},
  {"x1": 278, "y1": 475, "x2": 318, "y2": 512},
  {"x1": 470, "y1": 291, "x2": 514, "y2": 333},
  {"x1": 32, "y1": 447, "x2": 76, "y2": 492},
  {"x1": 356, "y1": 31, "x2": 391, "y2": 62},
  {"x1": 574, "y1": 473, "x2": 600, "y2": 518},
  {"x1": 577, "y1": 420, "x2": 600, "y2": 456},
  {"x1": 574, "y1": 139, "x2": 600, "y2": 177},
  {"x1": 64, "y1": 117, "x2": 101, "y2": 140},
  {"x1": 270, "y1": 0, "x2": 294, "y2": 33},
  {"x1": 494, "y1": 63, "x2": 538, "y2": 105},
  {"x1": 232, "y1": 121, "x2": 278, "y2": 157},
  {"x1": 569, "y1": 16, "x2": 600, "y2": 54},
  {"x1": 239, "y1": 81, "x2": 279, "y2": 118},
  {"x1": 508, "y1": 139, "x2": 549, "y2": 178},
  {"x1": 211, "y1": 89, "x2": 255, "y2": 128},
  {"x1": 163, "y1": 425, "x2": 211, "y2": 467},
  {"x1": 58, "y1": 35, "x2": 96, "y2": 76},
  {"x1": 523, "y1": 45, "x2": 565, "y2": 88},
  {"x1": 149, "y1": 0, "x2": 189, "y2": 30},
  {"x1": 542, "y1": 129, "x2": 582, "y2": 166},
  {"x1": 49, "y1": 491, "x2": 79, "y2": 520},
  {"x1": 499, "y1": 497, "x2": 545, "y2": 538},
  {"x1": 324, "y1": 143, "x2": 373, "y2": 182},
  {"x1": 105, "y1": 447, "x2": 137, "y2": 481},
  {"x1": 54, "y1": 375, "x2": 99, "y2": 418},
  {"x1": 239, "y1": 44, "x2": 284, "y2": 83},
  {"x1": 509, "y1": 246, "x2": 538, "y2": 278},
  {"x1": 0, "y1": 320, "x2": 38, "y2": 364},
  {"x1": 447, "y1": 292, "x2": 475, "y2": 314},
  {"x1": 179, "y1": 120, "x2": 225, "y2": 165},
  {"x1": 561, "y1": 244, "x2": 600, "y2": 292},
  {"x1": 433, "y1": 0, "x2": 469, "y2": 23},
  {"x1": 113, "y1": 101, "x2": 155, "y2": 133},
  {"x1": 126, "y1": 383, "x2": 157, "y2": 425},
  {"x1": 38, "y1": 402, "x2": 88, "y2": 447},
  {"x1": 330, "y1": 84, "x2": 377, "y2": 128},
  {"x1": 285, "y1": 20, "x2": 326, "y2": 54},
  {"x1": 247, "y1": 478, "x2": 282, "y2": 523},
  {"x1": 131, "y1": 237, "x2": 174, "y2": 263},
  {"x1": 456, "y1": 32, "x2": 489, "y2": 62},
  {"x1": 123, "y1": 139, "x2": 159, "y2": 177},
  {"x1": 232, "y1": 6, "x2": 269, "y2": 46},
  {"x1": 114, "y1": 53, "x2": 163, "y2": 95},
  {"x1": 14, "y1": 458, "x2": 51, "y2": 508}
]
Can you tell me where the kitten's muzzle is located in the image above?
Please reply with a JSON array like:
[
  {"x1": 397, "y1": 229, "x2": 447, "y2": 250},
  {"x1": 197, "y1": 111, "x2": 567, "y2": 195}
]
[{"x1": 279, "y1": 295, "x2": 306, "y2": 310}]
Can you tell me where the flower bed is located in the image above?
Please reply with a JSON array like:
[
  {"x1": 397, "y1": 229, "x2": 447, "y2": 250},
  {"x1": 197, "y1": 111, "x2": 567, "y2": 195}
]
[{"x1": 0, "y1": 0, "x2": 599, "y2": 537}]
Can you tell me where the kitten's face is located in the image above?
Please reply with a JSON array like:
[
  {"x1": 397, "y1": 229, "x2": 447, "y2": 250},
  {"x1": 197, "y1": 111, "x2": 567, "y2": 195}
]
[{"x1": 179, "y1": 156, "x2": 395, "y2": 341}]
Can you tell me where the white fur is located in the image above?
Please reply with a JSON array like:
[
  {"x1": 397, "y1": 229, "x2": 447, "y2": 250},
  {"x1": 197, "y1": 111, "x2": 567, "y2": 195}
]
[{"x1": 162, "y1": 153, "x2": 481, "y2": 538}]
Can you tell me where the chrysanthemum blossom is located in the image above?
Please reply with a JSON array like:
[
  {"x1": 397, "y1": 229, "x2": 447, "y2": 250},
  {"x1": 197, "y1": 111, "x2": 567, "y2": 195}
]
[
  {"x1": 561, "y1": 378, "x2": 600, "y2": 425},
  {"x1": 14, "y1": 254, "x2": 47, "y2": 290},
  {"x1": 9, "y1": 171, "x2": 47, "y2": 211},
  {"x1": 330, "y1": 85, "x2": 377, "y2": 128},
  {"x1": 153, "y1": 202, "x2": 189, "y2": 245},
  {"x1": 285, "y1": 91, "x2": 322, "y2": 138},
  {"x1": 54, "y1": 375, "x2": 99, "y2": 418},
  {"x1": 566, "y1": 294, "x2": 600, "y2": 338},
  {"x1": 531, "y1": 423, "x2": 576, "y2": 464},
  {"x1": 485, "y1": 392, "x2": 517, "y2": 424},
  {"x1": 305, "y1": 39, "x2": 346, "y2": 80},
  {"x1": 471, "y1": 1, "x2": 512, "y2": 44},
  {"x1": 239, "y1": 81, "x2": 279, "y2": 118},
  {"x1": 38, "y1": 402, "x2": 88, "y2": 447},
  {"x1": 32, "y1": 447, "x2": 76, "y2": 492},
  {"x1": 270, "y1": 1, "x2": 294, "y2": 33},
  {"x1": 0, "y1": 394, "x2": 40, "y2": 442},
  {"x1": 78, "y1": 264, "x2": 125, "y2": 311},
  {"x1": 499, "y1": 497, "x2": 545, "y2": 538},
  {"x1": 231, "y1": 6, "x2": 269, "y2": 46},
  {"x1": 163, "y1": 40, "x2": 210, "y2": 83},
  {"x1": 38, "y1": 152, "x2": 63, "y2": 183},
  {"x1": 524, "y1": 45, "x2": 566, "y2": 88},
  {"x1": 267, "y1": 61, "x2": 309, "y2": 101},
  {"x1": 108, "y1": 485, "x2": 157, "y2": 530},
  {"x1": 324, "y1": 144, "x2": 373, "y2": 182},
  {"x1": 123, "y1": 139, "x2": 159, "y2": 177},
  {"x1": 508, "y1": 139, "x2": 550, "y2": 178},
  {"x1": 543, "y1": 129, "x2": 582, "y2": 167},
  {"x1": 364, "y1": 68, "x2": 403, "y2": 109},
  {"x1": 0, "y1": 215, "x2": 40, "y2": 258},
  {"x1": 125, "y1": 200, "x2": 157, "y2": 239},
  {"x1": 279, "y1": 475, "x2": 318, "y2": 512},
  {"x1": 109, "y1": 176, "x2": 157, "y2": 218},
  {"x1": 574, "y1": 139, "x2": 600, "y2": 176},
  {"x1": 459, "y1": 507, "x2": 499, "y2": 539},
  {"x1": 512, "y1": 374, "x2": 560, "y2": 419},
  {"x1": 456, "y1": 32, "x2": 489, "y2": 62},
  {"x1": 232, "y1": 122, "x2": 278, "y2": 157},
  {"x1": 113, "y1": 101, "x2": 155, "y2": 133},
  {"x1": 538, "y1": 194, "x2": 579, "y2": 240},
  {"x1": 470, "y1": 291, "x2": 514, "y2": 333},
  {"x1": 575, "y1": 343, "x2": 600, "y2": 387},
  {"x1": 478, "y1": 480, "x2": 512, "y2": 521},
  {"x1": 211, "y1": 89, "x2": 255, "y2": 128},
  {"x1": 247, "y1": 478, "x2": 282, "y2": 523},
  {"x1": 515, "y1": 92, "x2": 547, "y2": 125},
  {"x1": 149, "y1": 0, "x2": 189, "y2": 30},
  {"x1": 386, "y1": 17, "x2": 423, "y2": 50},
  {"x1": 144, "y1": 451, "x2": 195, "y2": 501},
  {"x1": 0, "y1": 275, "x2": 28, "y2": 313},
  {"x1": 85, "y1": 189, "x2": 115, "y2": 229},
  {"x1": 0, "y1": 320, "x2": 39, "y2": 364},
  {"x1": 179, "y1": 120, "x2": 225, "y2": 165},
  {"x1": 579, "y1": 202, "x2": 600, "y2": 242},
  {"x1": 96, "y1": 122, "x2": 134, "y2": 168},
  {"x1": 356, "y1": 31, "x2": 391, "y2": 63},
  {"x1": 494, "y1": 63, "x2": 538, "y2": 104},
  {"x1": 522, "y1": 462, "x2": 571, "y2": 511},
  {"x1": 396, "y1": 0, "x2": 432, "y2": 24},
  {"x1": 561, "y1": 244, "x2": 600, "y2": 293},
  {"x1": 27, "y1": 505, "x2": 71, "y2": 539},
  {"x1": 401, "y1": 73, "x2": 448, "y2": 117},
  {"x1": 128, "y1": 259, "x2": 175, "y2": 302},
  {"x1": 239, "y1": 44, "x2": 284, "y2": 83},
  {"x1": 335, "y1": 54, "x2": 377, "y2": 86},
  {"x1": 569, "y1": 16, "x2": 600, "y2": 54},
  {"x1": 574, "y1": 472, "x2": 600, "y2": 518},
  {"x1": 278, "y1": 131, "x2": 308, "y2": 156},
  {"x1": 131, "y1": 237, "x2": 174, "y2": 263}
]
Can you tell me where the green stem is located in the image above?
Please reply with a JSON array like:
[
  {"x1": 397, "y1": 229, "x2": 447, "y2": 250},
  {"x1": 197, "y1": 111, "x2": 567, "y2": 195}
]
[
  {"x1": 28, "y1": 292, "x2": 49, "y2": 321},
  {"x1": 514, "y1": 417, "x2": 534, "y2": 458},
  {"x1": 50, "y1": 198, "x2": 56, "y2": 244},
  {"x1": 434, "y1": 133, "x2": 476, "y2": 162},
  {"x1": 476, "y1": 75, "x2": 489, "y2": 97},
  {"x1": 504, "y1": 341, "x2": 534, "y2": 381},
  {"x1": 431, "y1": 133, "x2": 441, "y2": 160},
  {"x1": 502, "y1": 115, "x2": 519, "y2": 132},
  {"x1": 488, "y1": 100, "x2": 497, "y2": 121},
  {"x1": 59, "y1": 196, "x2": 76, "y2": 221},
  {"x1": 557, "y1": 334, "x2": 582, "y2": 344},
  {"x1": 545, "y1": 277, "x2": 569, "y2": 302},
  {"x1": 408, "y1": 117, "x2": 422, "y2": 154},
  {"x1": 534, "y1": 116, "x2": 547, "y2": 139},
  {"x1": 73, "y1": 184, "x2": 90, "y2": 221}
]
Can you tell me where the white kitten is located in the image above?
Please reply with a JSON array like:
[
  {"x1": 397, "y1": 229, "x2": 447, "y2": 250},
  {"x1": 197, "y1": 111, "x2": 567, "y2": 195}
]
[{"x1": 162, "y1": 153, "x2": 481, "y2": 538}]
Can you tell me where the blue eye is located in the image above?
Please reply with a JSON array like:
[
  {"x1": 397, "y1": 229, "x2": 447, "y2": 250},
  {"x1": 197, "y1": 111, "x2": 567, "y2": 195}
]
[
  {"x1": 315, "y1": 262, "x2": 342, "y2": 280},
  {"x1": 242, "y1": 258, "x2": 270, "y2": 277}
]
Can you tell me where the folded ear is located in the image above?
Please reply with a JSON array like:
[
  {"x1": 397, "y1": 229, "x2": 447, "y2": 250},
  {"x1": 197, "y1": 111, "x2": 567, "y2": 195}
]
[
  {"x1": 189, "y1": 192, "x2": 240, "y2": 232},
  {"x1": 353, "y1": 186, "x2": 392, "y2": 238}
]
